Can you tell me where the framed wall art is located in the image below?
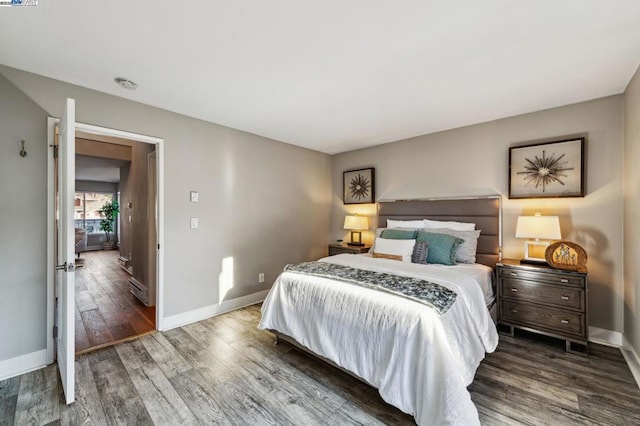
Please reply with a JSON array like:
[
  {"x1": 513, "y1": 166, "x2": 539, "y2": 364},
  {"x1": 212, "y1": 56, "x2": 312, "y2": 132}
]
[
  {"x1": 343, "y1": 167, "x2": 375, "y2": 204},
  {"x1": 509, "y1": 137, "x2": 585, "y2": 199}
]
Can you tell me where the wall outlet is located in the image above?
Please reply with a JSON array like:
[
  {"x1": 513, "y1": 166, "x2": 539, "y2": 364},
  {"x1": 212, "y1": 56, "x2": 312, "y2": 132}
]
[
  {"x1": 190, "y1": 191, "x2": 199, "y2": 203},
  {"x1": 258, "y1": 273, "x2": 265, "y2": 283},
  {"x1": 190, "y1": 217, "x2": 199, "y2": 229}
]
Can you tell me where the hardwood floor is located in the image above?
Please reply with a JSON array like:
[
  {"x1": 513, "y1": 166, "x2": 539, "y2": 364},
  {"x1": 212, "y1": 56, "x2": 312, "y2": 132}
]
[
  {"x1": 75, "y1": 250, "x2": 155, "y2": 353},
  {"x1": 2, "y1": 304, "x2": 639, "y2": 425}
]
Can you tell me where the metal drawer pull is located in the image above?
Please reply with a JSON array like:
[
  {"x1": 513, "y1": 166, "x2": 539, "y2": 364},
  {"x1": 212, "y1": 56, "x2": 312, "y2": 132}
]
[
  {"x1": 561, "y1": 319, "x2": 569, "y2": 324},
  {"x1": 561, "y1": 296, "x2": 569, "y2": 300},
  {"x1": 511, "y1": 310, "x2": 518, "y2": 313},
  {"x1": 511, "y1": 288, "x2": 519, "y2": 292},
  {"x1": 560, "y1": 278, "x2": 569, "y2": 283},
  {"x1": 510, "y1": 272, "x2": 518, "y2": 276}
]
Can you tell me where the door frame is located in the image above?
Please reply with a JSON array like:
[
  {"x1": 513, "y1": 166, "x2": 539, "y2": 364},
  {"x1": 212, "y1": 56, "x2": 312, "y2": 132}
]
[{"x1": 46, "y1": 119, "x2": 165, "y2": 364}]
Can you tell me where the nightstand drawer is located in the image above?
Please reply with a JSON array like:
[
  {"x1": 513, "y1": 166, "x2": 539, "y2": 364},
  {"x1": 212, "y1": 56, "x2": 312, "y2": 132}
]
[
  {"x1": 328, "y1": 244, "x2": 371, "y2": 256},
  {"x1": 500, "y1": 278, "x2": 584, "y2": 311},
  {"x1": 501, "y1": 300, "x2": 585, "y2": 337},
  {"x1": 499, "y1": 267, "x2": 584, "y2": 288},
  {"x1": 329, "y1": 246, "x2": 350, "y2": 256}
]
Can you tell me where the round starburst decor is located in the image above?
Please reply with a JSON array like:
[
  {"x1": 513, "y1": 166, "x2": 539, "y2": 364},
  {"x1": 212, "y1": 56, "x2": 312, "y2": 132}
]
[
  {"x1": 517, "y1": 149, "x2": 574, "y2": 192},
  {"x1": 349, "y1": 174, "x2": 370, "y2": 200}
]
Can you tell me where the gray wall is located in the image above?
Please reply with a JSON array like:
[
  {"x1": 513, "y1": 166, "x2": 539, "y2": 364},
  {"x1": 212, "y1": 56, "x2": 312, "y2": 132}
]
[
  {"x1": 0, "y1": 74, "x2": 49, "y2": 360},
  {"x1": 0, "y1": 66, "x2": 332, "y2": 365},
  {"x1": 118, "y1": 141, "x2": 155, "y2": 286},
  {"x1": 624, "y1": 64, "x2": 640, "y2": 356},
  {"x1": 331, "y1": 96, "x2": 624, "y2": 332}
]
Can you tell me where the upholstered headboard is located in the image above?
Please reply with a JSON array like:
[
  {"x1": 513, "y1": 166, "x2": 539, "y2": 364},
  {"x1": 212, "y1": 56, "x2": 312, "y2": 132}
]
[{"x1": 377, "y1": 196, "x2": 502, "y2": 268}]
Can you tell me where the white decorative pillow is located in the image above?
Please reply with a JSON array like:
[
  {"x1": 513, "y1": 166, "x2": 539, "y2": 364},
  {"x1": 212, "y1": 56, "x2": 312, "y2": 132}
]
[
  {"x1": 368, "y1": 228, "x2": 386, "y2": 253},
  {"x1": 434, "y1": 228, "x2": 481, "y2": 263},
  {"x1": 387, "y1": 219, "x2": 425, "y2": 229},
  {"x1": 372, "y1": 237, "x2": 416, "y2": 262},
  {"x1": 423, "y1": 219, "x2": 475, "y2": 231}
]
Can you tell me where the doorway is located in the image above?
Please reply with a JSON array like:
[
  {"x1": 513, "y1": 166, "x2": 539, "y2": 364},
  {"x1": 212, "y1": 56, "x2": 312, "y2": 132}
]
[
  {"x1": 46, "y1": 120, "x2": 165, "y2": 364},
  {"x1": 73, "y1": 136, "x2": 157, "y2": 353}
]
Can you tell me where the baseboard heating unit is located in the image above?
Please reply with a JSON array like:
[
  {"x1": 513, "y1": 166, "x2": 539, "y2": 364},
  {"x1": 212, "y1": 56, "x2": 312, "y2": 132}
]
[{"x1": 129, "y1": 277, "x2": 151, "y2": 306}]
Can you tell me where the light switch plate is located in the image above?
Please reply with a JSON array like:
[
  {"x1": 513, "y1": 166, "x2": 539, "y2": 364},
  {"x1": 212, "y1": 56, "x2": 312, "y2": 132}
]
[
  {"x1": 190, "y1": 191, "x2": 199, "y2": 203},
  {"x1": 190, "y1": 217, "x2": 199, "y2": 229}
]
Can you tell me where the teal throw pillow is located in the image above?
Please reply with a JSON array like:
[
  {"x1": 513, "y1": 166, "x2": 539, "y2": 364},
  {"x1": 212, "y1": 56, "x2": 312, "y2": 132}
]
[
  {"x1": 416, "y1": 231, "x2": 463, "y2": 265},
  {"x1": 380, "y1": 229, "x2": 418, "y2": 240}
]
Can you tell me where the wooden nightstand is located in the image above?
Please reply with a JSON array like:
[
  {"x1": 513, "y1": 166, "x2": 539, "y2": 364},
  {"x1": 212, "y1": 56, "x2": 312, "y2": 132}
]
[
  {"x1": 497, "y1": 259, "x2": 588, "y2": 355},
  {"x1": 328, "y1": 244, "x2": 371, "y2": 256}
]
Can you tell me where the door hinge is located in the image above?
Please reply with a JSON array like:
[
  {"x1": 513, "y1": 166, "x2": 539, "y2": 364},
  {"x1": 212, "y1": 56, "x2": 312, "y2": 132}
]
[
  {"x1": 157, "y1": 244, "x2": 160, "y2": 250},
  {"x1": 53, "y1": 325, "x2": 58, "y2": 339},
  {"x1": 50, "y1": 144, "x2": 59, "y2": 158}
]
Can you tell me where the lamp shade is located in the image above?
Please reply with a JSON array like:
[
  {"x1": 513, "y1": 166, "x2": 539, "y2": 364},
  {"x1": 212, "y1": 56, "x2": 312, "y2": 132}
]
[
  {"x1": 515, "y1": 214, "x2": 561, "y2": 240},
  {"x1": 344, "y1": 215, "x2": 368, "y2": 231}
]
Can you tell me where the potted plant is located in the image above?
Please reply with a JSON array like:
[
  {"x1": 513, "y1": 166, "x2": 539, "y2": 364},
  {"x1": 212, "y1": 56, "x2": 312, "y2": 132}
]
[{"x1": 98, "y1": 199, "x2": 119, "y2": 250}]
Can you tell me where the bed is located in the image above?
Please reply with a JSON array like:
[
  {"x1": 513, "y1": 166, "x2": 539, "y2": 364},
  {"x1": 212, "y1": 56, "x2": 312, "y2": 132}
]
[{"x1": 258, "y1": 197, "x2": 501, "y2": 425}]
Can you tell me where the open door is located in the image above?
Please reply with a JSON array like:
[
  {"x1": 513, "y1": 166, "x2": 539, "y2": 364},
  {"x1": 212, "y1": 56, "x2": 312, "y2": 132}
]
[{"x1": 56, "y1": 98, "x2": 76, "y2": 404}]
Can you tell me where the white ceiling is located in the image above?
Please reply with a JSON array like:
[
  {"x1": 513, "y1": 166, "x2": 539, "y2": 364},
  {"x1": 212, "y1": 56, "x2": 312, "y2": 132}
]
[{"x1": 1, "y1": 1, "x2": 639, "y2": 154}]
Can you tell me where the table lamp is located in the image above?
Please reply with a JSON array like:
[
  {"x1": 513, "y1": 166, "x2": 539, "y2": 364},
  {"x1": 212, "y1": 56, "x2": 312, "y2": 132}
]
[
  {"x1": 344, "y1": 215, "x2": 368, "y2": 246},
  {"x1": 515, "y1": 213, "x2": 561, "y2": 264}
]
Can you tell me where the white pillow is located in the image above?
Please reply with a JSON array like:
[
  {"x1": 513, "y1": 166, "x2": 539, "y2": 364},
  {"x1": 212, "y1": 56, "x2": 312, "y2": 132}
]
[
  {"x1": 423, "y1": 219, "x2": 475, "y2": 231},
  {"x1": 434, "y1": 228, "x2": 481, "y2": 263},
  {"x1": 372, "y1": 237, "x2": 415, "y2": 262},
  {"x1": 368, "y1": 228, "x2": 386, "y2": 253},
  {"x1": 386, "y1": 219, "x2": 424, "y2": 229}
]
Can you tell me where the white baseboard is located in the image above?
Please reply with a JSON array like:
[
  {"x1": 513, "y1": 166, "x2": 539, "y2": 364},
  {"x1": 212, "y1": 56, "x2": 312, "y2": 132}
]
[
  {"x1": 0, "y1": 349, "x2": 47, "y2": 381},
  {"x1": 587, "y1": 328, "x2": 639, "y2": 389},
  {"x1": 622, "y1": 337, "x2": 640, "y2": 389},
  {"x1": 160, "y1": 289, "x2": 269, "y2": 331},
  {"x1": 588, "y1": 326, "x2": 623, "y2": 347}
]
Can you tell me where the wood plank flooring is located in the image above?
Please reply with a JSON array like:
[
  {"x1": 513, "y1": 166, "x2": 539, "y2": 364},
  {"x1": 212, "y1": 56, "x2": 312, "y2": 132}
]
[
  {"x1": 75, "y1": 250, "x2": 155, "y2": 353},
  {"x1": 2, "y1": 304, "x2": 639, "y2": 425}
]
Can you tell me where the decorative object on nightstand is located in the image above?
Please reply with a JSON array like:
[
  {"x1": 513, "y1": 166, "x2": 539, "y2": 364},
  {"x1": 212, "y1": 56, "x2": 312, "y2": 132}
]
[
  {"x1": 328, "y1": 243, "x2": 371, "y2": 256},
  {"x1": 545, "y1": 241, "x2": 587, "y2": 273},
  {"x1": 343, "y1": 214, "x2": 368, "y2": 246},
  {"x1": 515, "y1": 213, "x2": 561, "y2": 264},
  {"x1": 497, "y1": 259, "x2": 588, "y2": 355}
]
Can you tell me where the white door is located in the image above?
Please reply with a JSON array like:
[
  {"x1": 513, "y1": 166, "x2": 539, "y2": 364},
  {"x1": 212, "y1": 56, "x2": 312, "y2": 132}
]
[{"x1": 57, "y1": 98, "x2": 76, "y2": 404}]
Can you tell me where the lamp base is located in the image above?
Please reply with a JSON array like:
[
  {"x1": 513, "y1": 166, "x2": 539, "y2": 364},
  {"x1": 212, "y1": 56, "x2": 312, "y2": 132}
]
[
  {"x1": 348, "y1": 230, "x2": 364, "y2": 246},
  {"x1": 523, "y1": 240, "x2": 551, "y2": 265}
]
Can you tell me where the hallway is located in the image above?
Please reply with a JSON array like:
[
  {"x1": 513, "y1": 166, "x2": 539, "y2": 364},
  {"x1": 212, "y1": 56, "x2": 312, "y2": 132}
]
[{"x1": 75, "y1": 250, "x2": 155, "y2": 353}]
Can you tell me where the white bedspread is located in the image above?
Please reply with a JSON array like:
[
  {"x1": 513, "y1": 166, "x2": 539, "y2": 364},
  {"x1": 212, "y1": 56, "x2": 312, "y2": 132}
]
[{"x1": 258, "y1": 254, "x2": 499, "y2": 425}]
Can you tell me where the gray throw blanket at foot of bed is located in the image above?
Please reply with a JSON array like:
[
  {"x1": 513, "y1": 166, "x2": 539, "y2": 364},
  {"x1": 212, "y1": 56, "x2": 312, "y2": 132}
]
[{"x1": 284, "y1": 261, "x2": 457, "y2": 315}]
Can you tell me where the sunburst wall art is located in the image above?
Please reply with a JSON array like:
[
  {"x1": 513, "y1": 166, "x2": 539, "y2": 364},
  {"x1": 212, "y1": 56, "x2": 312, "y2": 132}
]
[
  {"x1": 343, "y1": 168, "x2": 375, "y2": 204},
  {"x1": 509, "y1": 137, "x2": 585, "y2": 199}
]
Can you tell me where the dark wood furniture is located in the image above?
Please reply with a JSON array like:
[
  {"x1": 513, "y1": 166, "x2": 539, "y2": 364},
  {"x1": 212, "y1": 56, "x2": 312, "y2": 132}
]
[
  {"x1": 497, "y1": 258, "x2": 588, "y2": 355},
  {"x1": 328, "y1": 243, "x2": 371, "y2": 256}
]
